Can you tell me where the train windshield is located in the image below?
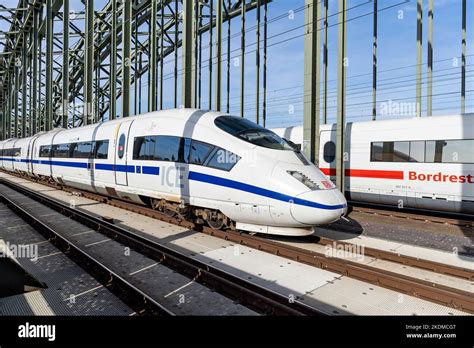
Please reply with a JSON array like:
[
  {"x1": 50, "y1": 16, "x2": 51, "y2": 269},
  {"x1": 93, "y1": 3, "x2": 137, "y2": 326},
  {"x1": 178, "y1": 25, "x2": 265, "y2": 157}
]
[{"x1": 215, "y1": 116, "x2": 293, "y2": 151}]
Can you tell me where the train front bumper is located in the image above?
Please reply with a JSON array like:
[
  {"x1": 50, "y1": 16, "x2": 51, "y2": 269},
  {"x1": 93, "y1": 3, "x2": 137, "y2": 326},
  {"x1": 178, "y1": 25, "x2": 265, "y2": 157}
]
[{"x1": 289, "y1": 188, "x2": 347, "y2": 225}]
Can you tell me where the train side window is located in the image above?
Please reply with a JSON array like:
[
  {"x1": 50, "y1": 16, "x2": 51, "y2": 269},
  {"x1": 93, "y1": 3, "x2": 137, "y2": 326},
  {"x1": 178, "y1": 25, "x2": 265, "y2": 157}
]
[
  {"x1": 133, "y1": 137, "x2": 145, "y2": 160},
  {"x1": 371, "y1": 142, "x2": 383, "y2": 161},
  {"x1": 52, "y1": 144, "x2": 71, "y2": 158},
  {"x1": 425, "y1": 140, "x2": 444, "y2": 163},
  {"x1": 153, "y1": 136, "x2": 162, "y2": 161},
  {"x1": 182, "y1": 138, "x2": 191, "y2": 163},
  {"x1": 441, "y1": 139, "x2": 474, "y2": 163},
  {"x1": 145, "y1": 136, "x2": 157, "y2": 160},
  {"x1": 3, "y1": 148, "x2": 18, "y2": 157},
  {"x1": 155, "y1": 136, "x2": 181, "y2": 162},
  {"x1": 39, "y1": 145, "x2": 51, "y2": 157},
  {"x1": 374, "y1": 139, "x2": 473, "y2": 163},
  {"x1": 393, "y1": 141, "x2": 410, "y2": 162},
  {"x1": 188, "y1": 140, "x2": 214, "y2": 165},
  {"x1": 74, "y1": 142, "x2": 93, "y2": 159},
  {"x1": 382, "y1": 142, "x2": 395, "y2": 162},
  {"x1": 133, "y1": 136, "x2": 155, "y2": 160},
  {"x1": 206, "y1": 148, "x2": 240, "y2": 171},
  {"x1": 69, "y1": 143, "x2": 77, "y2": 157},
  {"x1": 11, "y1": 148, "x2": 20, "y2": 157},
  {"x1": 409, "y1": 141, "x2": 425, "y2": 162},
  {"x1": 323, "y1": 141, "x2": 336, "y2": 163},
  {"x1": 95, "y1": 140, "x2": 109, "y2": 159},
  {"x1": 2, "y1": 148, "x2": 20, "y2": 157},
  {"x1": 118, "y1": 134, "x2": 126, "y2": 159}
]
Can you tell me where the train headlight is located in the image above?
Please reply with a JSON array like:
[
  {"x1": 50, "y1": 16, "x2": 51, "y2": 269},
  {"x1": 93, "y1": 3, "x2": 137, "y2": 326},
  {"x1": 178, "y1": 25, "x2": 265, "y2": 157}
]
[{"x1": 287, "y1": 170, "x2": 320, "y2": 190}]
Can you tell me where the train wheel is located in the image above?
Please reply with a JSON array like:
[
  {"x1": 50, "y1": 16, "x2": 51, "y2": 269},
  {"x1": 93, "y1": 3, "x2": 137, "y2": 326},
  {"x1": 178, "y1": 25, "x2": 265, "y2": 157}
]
[
  {"x1": 161, "y1": 208, "x2": 176, "y2": 218},
  {"x1": 151, "y1": 198, "x2": 176, "y2": 217},
  {"x1": 207, "y1": 217, "x2": 224, "y2": 230}
]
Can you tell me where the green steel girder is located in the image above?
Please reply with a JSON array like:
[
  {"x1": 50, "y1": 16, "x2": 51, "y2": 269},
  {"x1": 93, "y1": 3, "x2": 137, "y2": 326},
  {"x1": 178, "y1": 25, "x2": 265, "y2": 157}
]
[
  {"x1": 0, "y1": 0, "x2": 270, "y2": 136},
  {"x1": 62, "y1": 0, "x2": 268, "y2": 125}
]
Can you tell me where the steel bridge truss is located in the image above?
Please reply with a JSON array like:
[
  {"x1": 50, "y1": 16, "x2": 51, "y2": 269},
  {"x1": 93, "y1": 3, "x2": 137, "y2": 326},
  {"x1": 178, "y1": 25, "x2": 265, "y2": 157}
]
[{"x1": 0, "y1": 0, "x2": 269, "y2": 138}]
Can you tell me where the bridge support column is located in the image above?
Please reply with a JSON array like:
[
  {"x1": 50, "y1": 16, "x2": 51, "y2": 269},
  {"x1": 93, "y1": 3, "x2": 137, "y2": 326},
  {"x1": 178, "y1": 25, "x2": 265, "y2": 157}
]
[
  {"x1": 336, "y1": 0, "x2": 346, "y2": 193},
  {"x1": 303, "y1": 0, "x2": 321, "y2": 164},
  {"x1": 182, "y1": 0, "x2": 196, "y2": 108}
]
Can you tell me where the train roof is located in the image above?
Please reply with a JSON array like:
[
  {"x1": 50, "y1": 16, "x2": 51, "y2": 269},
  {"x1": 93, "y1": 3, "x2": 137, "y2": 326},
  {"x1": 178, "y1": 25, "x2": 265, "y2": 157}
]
[
  {"x1": 270, "y1": 113, "x2": 474, "y2": 142},
  {"x1": 0, "y1": 108, "x2": 225, "y2": 145},
  {"x1": 71, "y1": 108, "x2": 224, "y2": 130},
  {"x1": 272, "y1": 113, "x2": 473, "y2": 132},
  {"x1": 320, "y1": 113, "x2": 474, "y2": 130}
]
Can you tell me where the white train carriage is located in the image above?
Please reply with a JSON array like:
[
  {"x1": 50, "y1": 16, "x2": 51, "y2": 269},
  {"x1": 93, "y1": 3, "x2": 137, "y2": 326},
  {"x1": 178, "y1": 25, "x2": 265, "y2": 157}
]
[
  {"x1": 273, "y1": 114, "x2": 474, "y2": 214},
  {"x1": 0, "y1": 138, "x2": 20, "y2": 172},
  {"x1": 0, "y1": 109, "x2": 348, "y2": 236}
]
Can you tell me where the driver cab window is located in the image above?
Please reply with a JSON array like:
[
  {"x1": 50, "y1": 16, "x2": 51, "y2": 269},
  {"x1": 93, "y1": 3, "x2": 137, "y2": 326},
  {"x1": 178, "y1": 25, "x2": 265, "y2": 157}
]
[{"x1": 214, "y1": 116, "x2": 293, "y2": 151}]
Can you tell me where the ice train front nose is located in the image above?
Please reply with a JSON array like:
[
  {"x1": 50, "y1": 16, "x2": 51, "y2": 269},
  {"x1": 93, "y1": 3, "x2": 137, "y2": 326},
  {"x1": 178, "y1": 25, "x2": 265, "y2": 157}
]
[{"x1": 290, "y1": 188, "x2": 347, "y2": 225}]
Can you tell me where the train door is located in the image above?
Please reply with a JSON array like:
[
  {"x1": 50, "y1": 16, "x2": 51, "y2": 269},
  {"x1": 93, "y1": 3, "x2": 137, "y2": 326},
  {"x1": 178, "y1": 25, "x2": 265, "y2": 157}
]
[
  {"x1": 27, "y1": 137, "x2": 36, "y2": 175},
  {"x1": 11, "y1": 140, "x2": 18, "y2": 172},
  {"x1": 319, "y1": 129, "x2": 337, "y2": 180},
  {"x1": 114, "y1": 120, "x2": 134, "y2": 186}
]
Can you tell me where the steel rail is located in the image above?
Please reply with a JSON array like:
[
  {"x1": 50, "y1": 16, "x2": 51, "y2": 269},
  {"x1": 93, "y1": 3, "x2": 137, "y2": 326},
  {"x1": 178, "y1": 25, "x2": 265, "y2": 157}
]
[{"x1": 0, "y1": 190, "x2": 174, "y2": 316}]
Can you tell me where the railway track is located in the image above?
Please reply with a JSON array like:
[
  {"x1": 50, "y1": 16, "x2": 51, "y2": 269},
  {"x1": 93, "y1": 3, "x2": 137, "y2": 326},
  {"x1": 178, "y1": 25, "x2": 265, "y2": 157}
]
[
  {"x1": 2, "y1": 172, "x2": 473, "y2": 313},
  {"x1": 0, "y1": 189, "x2": 173, "y2": 316},
  {"x1": 0, "y1": 178, "x2": 321, "y2": 316}
]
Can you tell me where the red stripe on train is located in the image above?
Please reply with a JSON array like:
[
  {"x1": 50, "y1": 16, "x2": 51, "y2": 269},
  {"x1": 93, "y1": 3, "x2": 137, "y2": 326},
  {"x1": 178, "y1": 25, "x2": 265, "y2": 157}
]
[{"x1": 320, "y1": 168, "x2": 404, "y2": 180}]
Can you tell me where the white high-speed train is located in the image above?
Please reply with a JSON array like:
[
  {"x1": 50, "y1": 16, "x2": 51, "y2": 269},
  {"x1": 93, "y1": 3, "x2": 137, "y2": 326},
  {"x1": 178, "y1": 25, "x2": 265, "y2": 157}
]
[
  {"x1": 273, "y1": 114, "x2": 474, "y2": 214},
  {"x1": 0, "y1": 109, "x2": 347, "y2": 236}
]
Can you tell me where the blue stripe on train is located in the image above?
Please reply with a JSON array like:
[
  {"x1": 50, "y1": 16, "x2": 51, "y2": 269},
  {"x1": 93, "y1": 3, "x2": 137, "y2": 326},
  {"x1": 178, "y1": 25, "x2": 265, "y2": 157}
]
[
  {"x1": 4, "y1": 158, "x2": 88, "y2": 168},
  {"x1": 188, "y1": 171, "x2": 346, "y2": 210},
  {"x1": 0, "y1": 158, "x2": 344, "y2": 210},
  {"x1": 95, "y1": 163, "x2": 136, "y2": 173},
  {"x1": 141, "y1": 166, "x2": 160, "y2": 175},
  {"x1": 0, "y1": 158, "x2": 160, "y2": 175}
]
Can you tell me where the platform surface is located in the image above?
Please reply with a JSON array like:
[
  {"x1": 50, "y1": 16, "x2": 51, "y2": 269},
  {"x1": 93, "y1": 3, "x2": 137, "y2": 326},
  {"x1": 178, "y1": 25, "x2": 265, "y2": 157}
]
[{"x1": 0, "y1": 201, "x2": 134, "y2": 316}]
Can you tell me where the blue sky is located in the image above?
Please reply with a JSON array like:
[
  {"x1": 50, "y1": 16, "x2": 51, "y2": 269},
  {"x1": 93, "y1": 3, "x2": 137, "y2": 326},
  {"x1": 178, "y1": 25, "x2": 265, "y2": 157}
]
[{"x1": 1, "y1": 0, "x2": 472, "y2": 128}]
